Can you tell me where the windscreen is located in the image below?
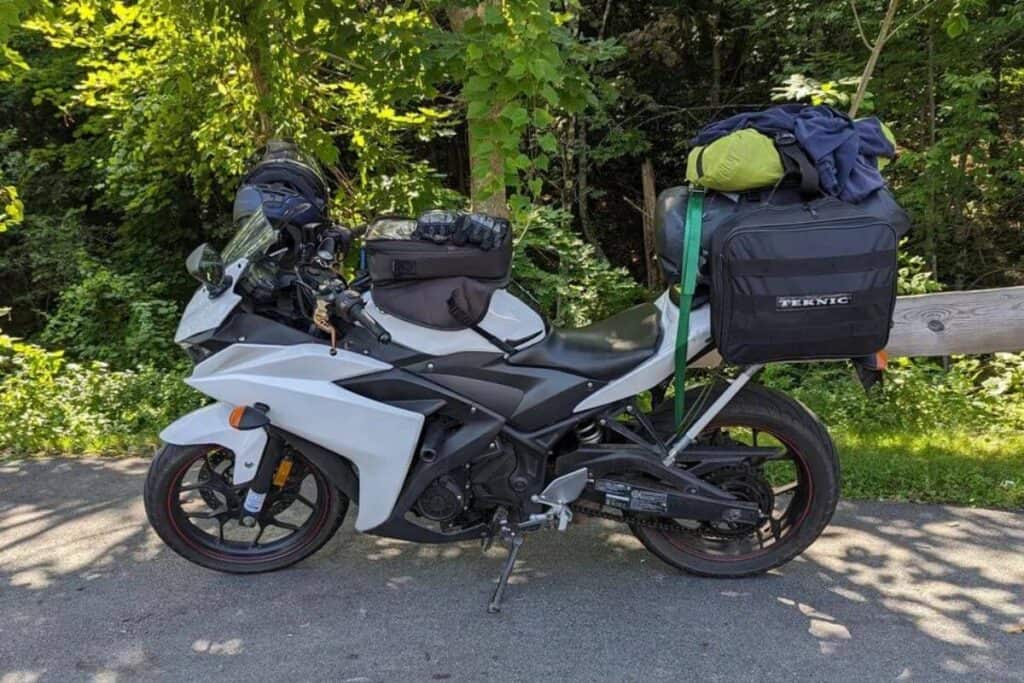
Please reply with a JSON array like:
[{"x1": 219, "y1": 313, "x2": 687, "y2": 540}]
[{"x1": 222, "y1": 208, "x2": 277, "y2": 263}]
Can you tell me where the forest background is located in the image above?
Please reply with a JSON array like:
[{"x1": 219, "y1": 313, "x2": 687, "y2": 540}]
[{"x1": 1, "y1": 0, "x2": 1022, "y2": 507}]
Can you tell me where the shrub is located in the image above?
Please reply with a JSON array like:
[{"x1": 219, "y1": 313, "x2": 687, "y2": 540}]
[
  {"x1": 0, "y1": 332, "x2": 202, "y2": 455},
  {"x1": 761, "y1": 354, "x2": 1024, "y2": 434},
  {"x1": 511, "y1": 204, "x2": 646, "y2": 326},
  {"x1": 37, "y1": 262, "x2": 182, "y2": 369}
]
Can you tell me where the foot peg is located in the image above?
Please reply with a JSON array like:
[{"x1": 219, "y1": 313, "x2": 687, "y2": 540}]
[{"x1": 529, "y1": 468, "x2": 588, "y2": 531}]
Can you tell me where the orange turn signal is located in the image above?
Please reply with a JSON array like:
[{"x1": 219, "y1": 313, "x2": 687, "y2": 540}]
[
  {"x1": 228, "y1": 405, "x2": 270, "y2": 431},
  {"x1": 875, "y1": 350, "x2": 888, "y2": 370},
  {"x1": 228, "y1": 405, "x2": 246, "y2": 429}
]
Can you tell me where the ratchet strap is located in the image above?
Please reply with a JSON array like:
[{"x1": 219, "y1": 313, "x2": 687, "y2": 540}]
[{"x1": 674, "y1": 189, "x2": 704, "y2": 427}]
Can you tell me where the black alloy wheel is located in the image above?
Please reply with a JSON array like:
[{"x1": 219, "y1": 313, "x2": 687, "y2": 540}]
[
  {"x1": 630, "y1": 382, "x2": 840, "y2": 577},
  {"x1": 145, "y1": 443, "x2": 347, "y2": 573}
]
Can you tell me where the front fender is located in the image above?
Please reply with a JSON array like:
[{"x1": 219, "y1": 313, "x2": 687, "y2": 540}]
[{"x1": 159, "y1": 402, "x2": 267, "y2": 486}]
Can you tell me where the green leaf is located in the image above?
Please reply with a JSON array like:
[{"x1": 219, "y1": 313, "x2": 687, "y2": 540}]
[
  {"x1": 538, "y1": 132, "x2": 557, "y2": 153},
  {"x1": 540, "y1": 84, "x2": 560, "y2": 107},
  {"x1": 532, "y1": 108, "x2": 554, "y2": 127},
  {"x1": 483, "y1": 4, "x2": 503, "y2": 26},
  {"x1": 944, "y1": 13, "x2": 969, "y2": 38},
  {"x1": 500, "y1": 103, "x2": 529, "y2": 128},
  {"x1": 467, "y1": 100, "x2": 489, "y2": 120}
]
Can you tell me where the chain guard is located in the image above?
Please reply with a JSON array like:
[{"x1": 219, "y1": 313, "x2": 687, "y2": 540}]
[{"x1": 572, "y1": 465, "x2": 774, "y2": 541}]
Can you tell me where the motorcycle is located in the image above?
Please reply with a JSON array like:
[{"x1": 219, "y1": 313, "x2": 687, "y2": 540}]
[{"x1": 145, "y1": 206, "x2": 840, "y2": 613}]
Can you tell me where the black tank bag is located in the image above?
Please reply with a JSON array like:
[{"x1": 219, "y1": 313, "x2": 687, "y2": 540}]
[
  {"x1": 365, "y1": 217, "x2": 512, "y2": 330},
  {"x1": 709, "y1": 195, "x2": 899, "y2": 364}
]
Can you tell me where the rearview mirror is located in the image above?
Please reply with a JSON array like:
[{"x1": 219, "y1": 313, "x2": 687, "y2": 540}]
[
  {"x1": 316, "y1": 236, "x2": 336, "y2": 263},
  {"x1": 186, "y1": 243, "x2": 231, "y2": 296}
]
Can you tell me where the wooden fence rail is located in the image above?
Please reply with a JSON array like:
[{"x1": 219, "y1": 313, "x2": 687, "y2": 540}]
[
  {"x1": 692, "y1": 286, "x2": 1024, "y2": 367},
  {"x1": 886, "y1": 286, "x2": 1024, "y2": 358}
]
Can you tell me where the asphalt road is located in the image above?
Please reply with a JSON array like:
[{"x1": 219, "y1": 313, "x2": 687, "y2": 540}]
[{"x1": 1, "y1": 458, "x2": 1022, "y2": 682}]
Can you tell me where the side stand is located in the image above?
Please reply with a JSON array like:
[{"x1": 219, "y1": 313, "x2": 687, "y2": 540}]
[{"x1": 487, "y1": 534, "x2": 524, "y2": 614}]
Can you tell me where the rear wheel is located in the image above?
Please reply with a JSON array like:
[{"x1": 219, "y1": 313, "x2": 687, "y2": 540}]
[
  {"x1": 630, "y1": 382, "x2": 840, "y2": 577},
  {"x1": 144, "y1": 443, "x2": 348, "y2": 573}
]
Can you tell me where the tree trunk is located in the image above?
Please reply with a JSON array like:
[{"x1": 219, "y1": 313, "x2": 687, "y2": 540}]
[
  {"x1": 848, "y1": 0, "x2": 900, "y2": 118},
  {"x1": 925, "y1": 22, "x2": 938, "y2": 278},
  {"x1": 709, "y1": 0, "x2": 722, "y2": 108},
  {"x1": 561, "y1": 116, "x2": 574, "y2": 213},
  {"x1": 239, "y1": 8, "x2": 274, "y2": 143},
  {"x1": 640, "y1": 159, "x2": 661, "y2": 290},
  {"x1": 449, "y1": 3, "x2": 508, "y2": 218},
  {"x1": 576, "y1": 119, "x2": 604, "y2": 258},
  {"x1": 247, "y1": 48, "x2": 273, "y2": 142}
]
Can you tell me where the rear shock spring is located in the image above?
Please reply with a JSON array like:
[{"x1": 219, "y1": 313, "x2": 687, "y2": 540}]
[{"x1": 575, "y1": 421, "x2": 603, "y2": 445}]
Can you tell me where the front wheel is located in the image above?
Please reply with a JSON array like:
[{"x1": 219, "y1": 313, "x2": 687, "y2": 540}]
[
  {"x1": 630, "y1": 382, "x2": 840, "y2": 577},
  {"x1": 144, "y1": 443, "x2": 348, "y2": 574}
]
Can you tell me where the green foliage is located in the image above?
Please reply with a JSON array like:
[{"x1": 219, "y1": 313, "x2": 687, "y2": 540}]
[
  {"x1": 760, "y1": 356, "x2": 1023, "y2": 502},
  {"x1": 0, "y1": 184, "x2": 21, "y2": 229},
  {"x1": 772, "y1": 74, "x2": 865, "y2": 109},
  {"x1": 0, "y1": 0, "x2": 40, "y2": 80},
  {"x1": 836, "y1": 429, "x2": 1024, "y2": 508},
  {"x1": 510, "y1": 204, "x2": 644, "y2": 326},
  {"x1": 38, "y1": 263, "x2": 182, "y2": 369},
  {"x1": 0, "y1": 332, "x2": 201, "y2": 455},
  {"x1": 26, "y1": 0, "x2": 459, "y2": 223},
  {"x1": 897, "y1": 241, "x2": 943, "y2": 295},
  {"x1": 442, "y1": 0, "x2": 603, "y2": 203},
  {"x1": 0, "y1": 0, "x2": 1022, "y2": 510}
]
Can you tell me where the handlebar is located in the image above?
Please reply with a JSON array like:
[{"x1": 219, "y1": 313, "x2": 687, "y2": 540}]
[
  {"x1": 347, "y1": 300, "x2": 391, "y2": 345},
  {"x1": 325, "y1": 288, "x2": 390, "y2": 345}
]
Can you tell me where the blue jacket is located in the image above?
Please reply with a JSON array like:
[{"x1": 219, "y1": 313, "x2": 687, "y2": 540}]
[{"x1": 693, "y1": 104, "x2": 894, "y2": 203}]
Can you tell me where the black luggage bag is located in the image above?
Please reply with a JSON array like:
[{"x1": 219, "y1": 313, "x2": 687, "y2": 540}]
[{"x1": 655, "y1": 187, "x2": 909, "y2": 364}]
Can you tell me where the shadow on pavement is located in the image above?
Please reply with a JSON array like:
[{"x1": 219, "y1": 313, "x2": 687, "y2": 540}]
[{"x1": 1, "y1": 457, "x2": 1022, "y2": 681}]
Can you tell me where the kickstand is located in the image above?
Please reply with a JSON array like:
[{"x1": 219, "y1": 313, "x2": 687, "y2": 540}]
[{"x1": 487, "y1": 534, "x2": 524, "y2": 614}]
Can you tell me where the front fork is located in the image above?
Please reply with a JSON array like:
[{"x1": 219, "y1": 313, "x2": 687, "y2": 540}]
[
  {"x1": 227, "y1": 403, "x2": 285, "y2": 526},
  {"x1": 239, "y1": 432, "x2": 286, "y2": 526}
]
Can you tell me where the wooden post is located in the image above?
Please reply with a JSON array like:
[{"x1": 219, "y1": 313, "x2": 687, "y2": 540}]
[{"x1": 640, "y1": 159, "x2": 661, "y2": 290}]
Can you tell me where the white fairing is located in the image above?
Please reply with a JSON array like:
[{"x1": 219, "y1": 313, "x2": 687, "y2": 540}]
[
  {"x1": 174, "y1": 343, "x2": 425, "y2": 531},
  {"x1": 160, "y1": 402, "x2": 268, "y2": 485},
  {"x1": 574, "y1": 290, "x2": 713, "y2": 412},
  {"x1": 174, "y1": 259, "x2": 248, "y2": 343},
  {"x1": 363, "y1": 289, "x2": 545, "y2": 355}
]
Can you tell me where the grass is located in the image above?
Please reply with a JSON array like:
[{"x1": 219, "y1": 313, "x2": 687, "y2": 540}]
[{"x1": 834, "y1": 427, "x2": 1024, "y2": 509}]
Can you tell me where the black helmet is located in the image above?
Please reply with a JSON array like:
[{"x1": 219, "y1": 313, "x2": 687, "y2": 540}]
[{"x1": 233, "y1": 140, "x2": 331, "y2": 226}]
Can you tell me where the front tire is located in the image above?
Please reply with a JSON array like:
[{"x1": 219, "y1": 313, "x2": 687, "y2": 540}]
[
  {"x1": 631, "y1": 382, "x2": 840, "y2": 578},
  {"x1": 145, "y1": 443, "x2": 348, "y2": 574}
]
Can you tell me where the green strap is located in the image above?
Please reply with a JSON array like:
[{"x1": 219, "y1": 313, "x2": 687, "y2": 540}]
[{"x1": 674, "y1": 189, "x2": 705, "y2": 427}]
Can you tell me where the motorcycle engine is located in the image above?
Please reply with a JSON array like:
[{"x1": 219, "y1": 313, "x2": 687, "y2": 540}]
[
  {"x1": 413, "y1": 474, "x2": 466, "y2": 522},
  {"x1": 410, "y1": 437, "x2": 544, "y2": 526}
]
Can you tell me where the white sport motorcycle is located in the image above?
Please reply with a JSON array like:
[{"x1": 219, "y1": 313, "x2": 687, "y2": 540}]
[{"x1": 146, "y1": 208, "x2": 840, "y2": 612}]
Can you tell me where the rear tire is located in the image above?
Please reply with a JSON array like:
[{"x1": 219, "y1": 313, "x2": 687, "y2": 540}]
[
  {"x1": 630, "y1": 382, "x2": 840, "y2": 577},
  {"x1": 145, "y1": 443, "x2": 348, "y2": 574}
]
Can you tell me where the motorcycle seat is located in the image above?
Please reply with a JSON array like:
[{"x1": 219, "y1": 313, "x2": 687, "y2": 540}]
[{"x1": 509, "y1": 303, "x2": 662, "y2": 381}]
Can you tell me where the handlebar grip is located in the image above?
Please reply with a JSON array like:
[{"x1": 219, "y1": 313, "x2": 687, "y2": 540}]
[{"x1": 349, "y1": 302, "x2": 391, "y2": 344}]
